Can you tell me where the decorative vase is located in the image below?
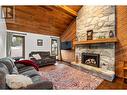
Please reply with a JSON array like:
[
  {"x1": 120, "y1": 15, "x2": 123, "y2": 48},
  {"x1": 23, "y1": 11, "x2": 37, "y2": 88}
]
[{"x1": 109, "y1": 30, "x2": 114, "y2": 38}]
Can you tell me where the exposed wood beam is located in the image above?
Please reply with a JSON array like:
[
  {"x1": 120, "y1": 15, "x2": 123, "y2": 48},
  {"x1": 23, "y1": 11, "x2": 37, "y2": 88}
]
[{"x1": 55, "y1": 5, "x2": 77, "y2": 17}]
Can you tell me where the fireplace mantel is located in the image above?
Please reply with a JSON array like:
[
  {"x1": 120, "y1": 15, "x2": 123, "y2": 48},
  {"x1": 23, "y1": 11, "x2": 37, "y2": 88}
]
[{"x1": 73, "y1": 38, "x2": 118, "y2": 45}]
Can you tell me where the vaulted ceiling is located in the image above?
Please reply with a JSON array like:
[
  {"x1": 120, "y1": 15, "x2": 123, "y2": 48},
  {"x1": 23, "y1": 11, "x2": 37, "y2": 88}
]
[{"x1": 5, "y1": 5, "x2": 82, "y2": 36}]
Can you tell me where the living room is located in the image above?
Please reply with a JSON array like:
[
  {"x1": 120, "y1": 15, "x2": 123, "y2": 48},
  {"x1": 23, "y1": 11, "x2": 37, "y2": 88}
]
[{"x1": 0, "y1": 0, "x2": 127, "y2": 94}]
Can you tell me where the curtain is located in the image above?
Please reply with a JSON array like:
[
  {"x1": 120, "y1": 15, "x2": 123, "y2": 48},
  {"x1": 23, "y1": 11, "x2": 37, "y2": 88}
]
[{"x1": 6, "y1": 32, "x2": 13, "y2": 57}]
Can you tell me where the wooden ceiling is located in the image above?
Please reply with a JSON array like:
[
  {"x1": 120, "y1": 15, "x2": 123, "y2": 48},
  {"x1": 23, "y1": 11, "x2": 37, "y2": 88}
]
[{"x1": 5, "y1": 5, "x2": 82, "y2": 36}]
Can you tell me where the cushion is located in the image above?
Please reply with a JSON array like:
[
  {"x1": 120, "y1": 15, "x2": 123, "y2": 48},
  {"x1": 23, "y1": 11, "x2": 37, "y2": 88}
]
[
  {"x1": 12, "y1": 66, "x2": 19, "y2": 74},
  {"x1": 0, "y1": 57, "x2": 14, "y2": 73},
  {"x1": 0, "y1": 57, "x2": 19, "y2": 74},
  {"x1": 6, "y1": 74, "x2": 33, "y2": 89},
  {"x1": 15, "y1": 60, "x2": 39, "y2": 71},
  {"x1": 32, "y1": 54, "x2": 41, "y2": 60},
  {"x1": 0, "y1": 63, "x2": 9, "y2": 74},
  {"x1": 20, "y1": 69, "x2": 39, "y2": 77},
  {"x1": 30, "y1": 75, "x2": 42, "y2": 83},
  {"x1": 0, "y1": 63, "x2": 9, "y2": 89},
  {"x1": 24, "y1": 81, "x2": 53, "y2": 89},
  {"x1": 15, "y1": 63, "x2": 26, "y2": 69},
  {"x1": 18, "y1": 66, "x2": 35, "y2": 74}
]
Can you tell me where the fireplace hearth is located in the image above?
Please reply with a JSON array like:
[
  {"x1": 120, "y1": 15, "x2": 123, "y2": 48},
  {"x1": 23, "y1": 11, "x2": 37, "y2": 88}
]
[{"x1": 81, "y1": 53, "x2": 100, "y2": 67}]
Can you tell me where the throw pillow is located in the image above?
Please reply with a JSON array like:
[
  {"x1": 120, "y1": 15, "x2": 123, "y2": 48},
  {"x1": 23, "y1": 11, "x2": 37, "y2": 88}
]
[
  {"x1": 32, "y1": 54, "x2": 41, "y2": 60},
  {"x1": 6, "y1": 74, "x2": 33, "y2": 89}
]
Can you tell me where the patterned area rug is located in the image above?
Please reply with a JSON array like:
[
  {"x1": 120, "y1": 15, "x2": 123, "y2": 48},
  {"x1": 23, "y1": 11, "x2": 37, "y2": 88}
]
[{"x1": 39, "y1": 64, "x2": 103, "y2": 90}]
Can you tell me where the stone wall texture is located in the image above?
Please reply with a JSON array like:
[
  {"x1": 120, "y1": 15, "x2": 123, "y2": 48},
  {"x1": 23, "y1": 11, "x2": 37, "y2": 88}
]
[
  {"x1": 76, "y1": 6, "x2": 116, "y2": 72},
  {"x1": 76, "y1": 5, "x2": 115, "y2": 41}
]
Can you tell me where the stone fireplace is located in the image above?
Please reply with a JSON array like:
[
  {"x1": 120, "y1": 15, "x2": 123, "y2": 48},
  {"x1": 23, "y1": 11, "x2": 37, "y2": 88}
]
[
  {"x1": 75, "y1": 43, "x2": 115, "y2": 71},
  {"x1": 73, "y1": 5, "x2": 116, "y2": 81},
  {"x1": 81, "y1": 53, "x2": 100, "y2": 67}
]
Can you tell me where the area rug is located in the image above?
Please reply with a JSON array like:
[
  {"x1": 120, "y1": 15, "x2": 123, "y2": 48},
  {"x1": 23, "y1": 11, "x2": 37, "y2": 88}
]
[{"x1": 39, "y1": 64, "x2": 103, "y2": 90}]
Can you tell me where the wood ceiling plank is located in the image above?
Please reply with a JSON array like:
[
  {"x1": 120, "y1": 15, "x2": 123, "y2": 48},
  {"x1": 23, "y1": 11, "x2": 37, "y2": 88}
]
[
  {"x1": 15, "y1": 7, "x2": 73, "y2": 28},
  {"x1": 67, "y1": 6, "x2": 82, "y2": 12},
  {"x1": 55, "y1": 5, "x2": 78, "y2": 17},
  {"x1": 5, "y1": 6, "x2": 82, "y2": 36},
  {"x1": 7, "y1": 23, "x2": 61, "y2": 36},
  {"x1": 61, "y1": 19, "x2": 76, "y2": 42}
]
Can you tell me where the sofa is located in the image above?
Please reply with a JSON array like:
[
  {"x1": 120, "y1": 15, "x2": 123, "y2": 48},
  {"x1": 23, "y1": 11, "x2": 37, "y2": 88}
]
[
  {"x1": 0, "y1": 57, "x2": 53, "y2": 89},
  {"x1": 29, "y1": 51, "x2": 56, "y2": 67}
]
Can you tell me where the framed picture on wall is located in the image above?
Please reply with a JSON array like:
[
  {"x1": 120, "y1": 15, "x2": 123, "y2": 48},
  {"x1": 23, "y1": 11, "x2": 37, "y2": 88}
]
[
  {"x1": 37, "y1": 39, "x2": 43, "y2": 46},
  {"x1": 87, "y1": 30, "x2": 93, "y2": 40},
  {"x1": 51, "y1": 39, "x2": 58, "y2": 56}
]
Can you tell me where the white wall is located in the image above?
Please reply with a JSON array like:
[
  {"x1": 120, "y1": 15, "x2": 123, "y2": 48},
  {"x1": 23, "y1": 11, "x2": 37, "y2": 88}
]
[
  {"x1": 0, "y1": 6, "x2": 7, "y2": 58},
  {"x1": 25, "y1": 33, "x2": 52, "y2": 59},
  {"x1": 7, "y1": 30, "x2": 60, "y2": 59}
]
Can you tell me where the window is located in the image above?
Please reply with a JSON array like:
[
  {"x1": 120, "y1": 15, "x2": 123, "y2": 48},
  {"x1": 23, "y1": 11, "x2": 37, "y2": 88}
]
[
  {"x1": 10, "y1": 35, "x2": 25, "y2": 58},
  {"x1": 51, "y1": 38, "x2": 58, "y2": 56}
]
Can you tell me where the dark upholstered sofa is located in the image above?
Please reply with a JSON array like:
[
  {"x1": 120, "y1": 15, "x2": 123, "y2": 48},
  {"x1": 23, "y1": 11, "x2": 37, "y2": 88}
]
[
  {"x1": 29, "y1": 51, "x2": 56, "y2": 67},
  {"x1": 0, "y1": 57, "x2": 53, "y2": 89}
]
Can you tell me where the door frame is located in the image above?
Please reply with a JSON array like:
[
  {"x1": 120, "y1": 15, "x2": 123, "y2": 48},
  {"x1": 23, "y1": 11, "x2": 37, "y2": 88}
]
[{"x1": 12, "y1": 35, "x2": 25, "y2": 58}]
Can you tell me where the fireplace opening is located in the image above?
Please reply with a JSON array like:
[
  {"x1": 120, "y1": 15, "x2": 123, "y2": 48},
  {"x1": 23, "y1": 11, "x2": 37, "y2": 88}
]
[{"x1": 81, "y1": 53, "x2": 100, "y2": 67}]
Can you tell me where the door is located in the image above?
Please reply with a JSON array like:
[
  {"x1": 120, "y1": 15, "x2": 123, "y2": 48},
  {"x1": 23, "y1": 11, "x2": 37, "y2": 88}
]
[
  {"x1": 10, "y1": 35, "x2": 25, "y2": 58},
  {"x1": 51, "y1": 38, "x2": 58, "y2": 56}
]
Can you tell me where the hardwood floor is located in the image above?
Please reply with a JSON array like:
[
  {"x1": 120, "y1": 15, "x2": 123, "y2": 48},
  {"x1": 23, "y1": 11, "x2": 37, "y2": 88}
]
[
  {"x1": 40, "y1": 61, "x2": 127, "y2": 89},
  {"x1": 97, "y1": 77, "x2": 127, "y2": 89}
]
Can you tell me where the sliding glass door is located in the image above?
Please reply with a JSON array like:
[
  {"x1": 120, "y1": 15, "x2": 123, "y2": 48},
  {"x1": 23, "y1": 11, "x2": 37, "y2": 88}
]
[{"x1": 10, "y1": 35, "x2": 25, "y2": 58}]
